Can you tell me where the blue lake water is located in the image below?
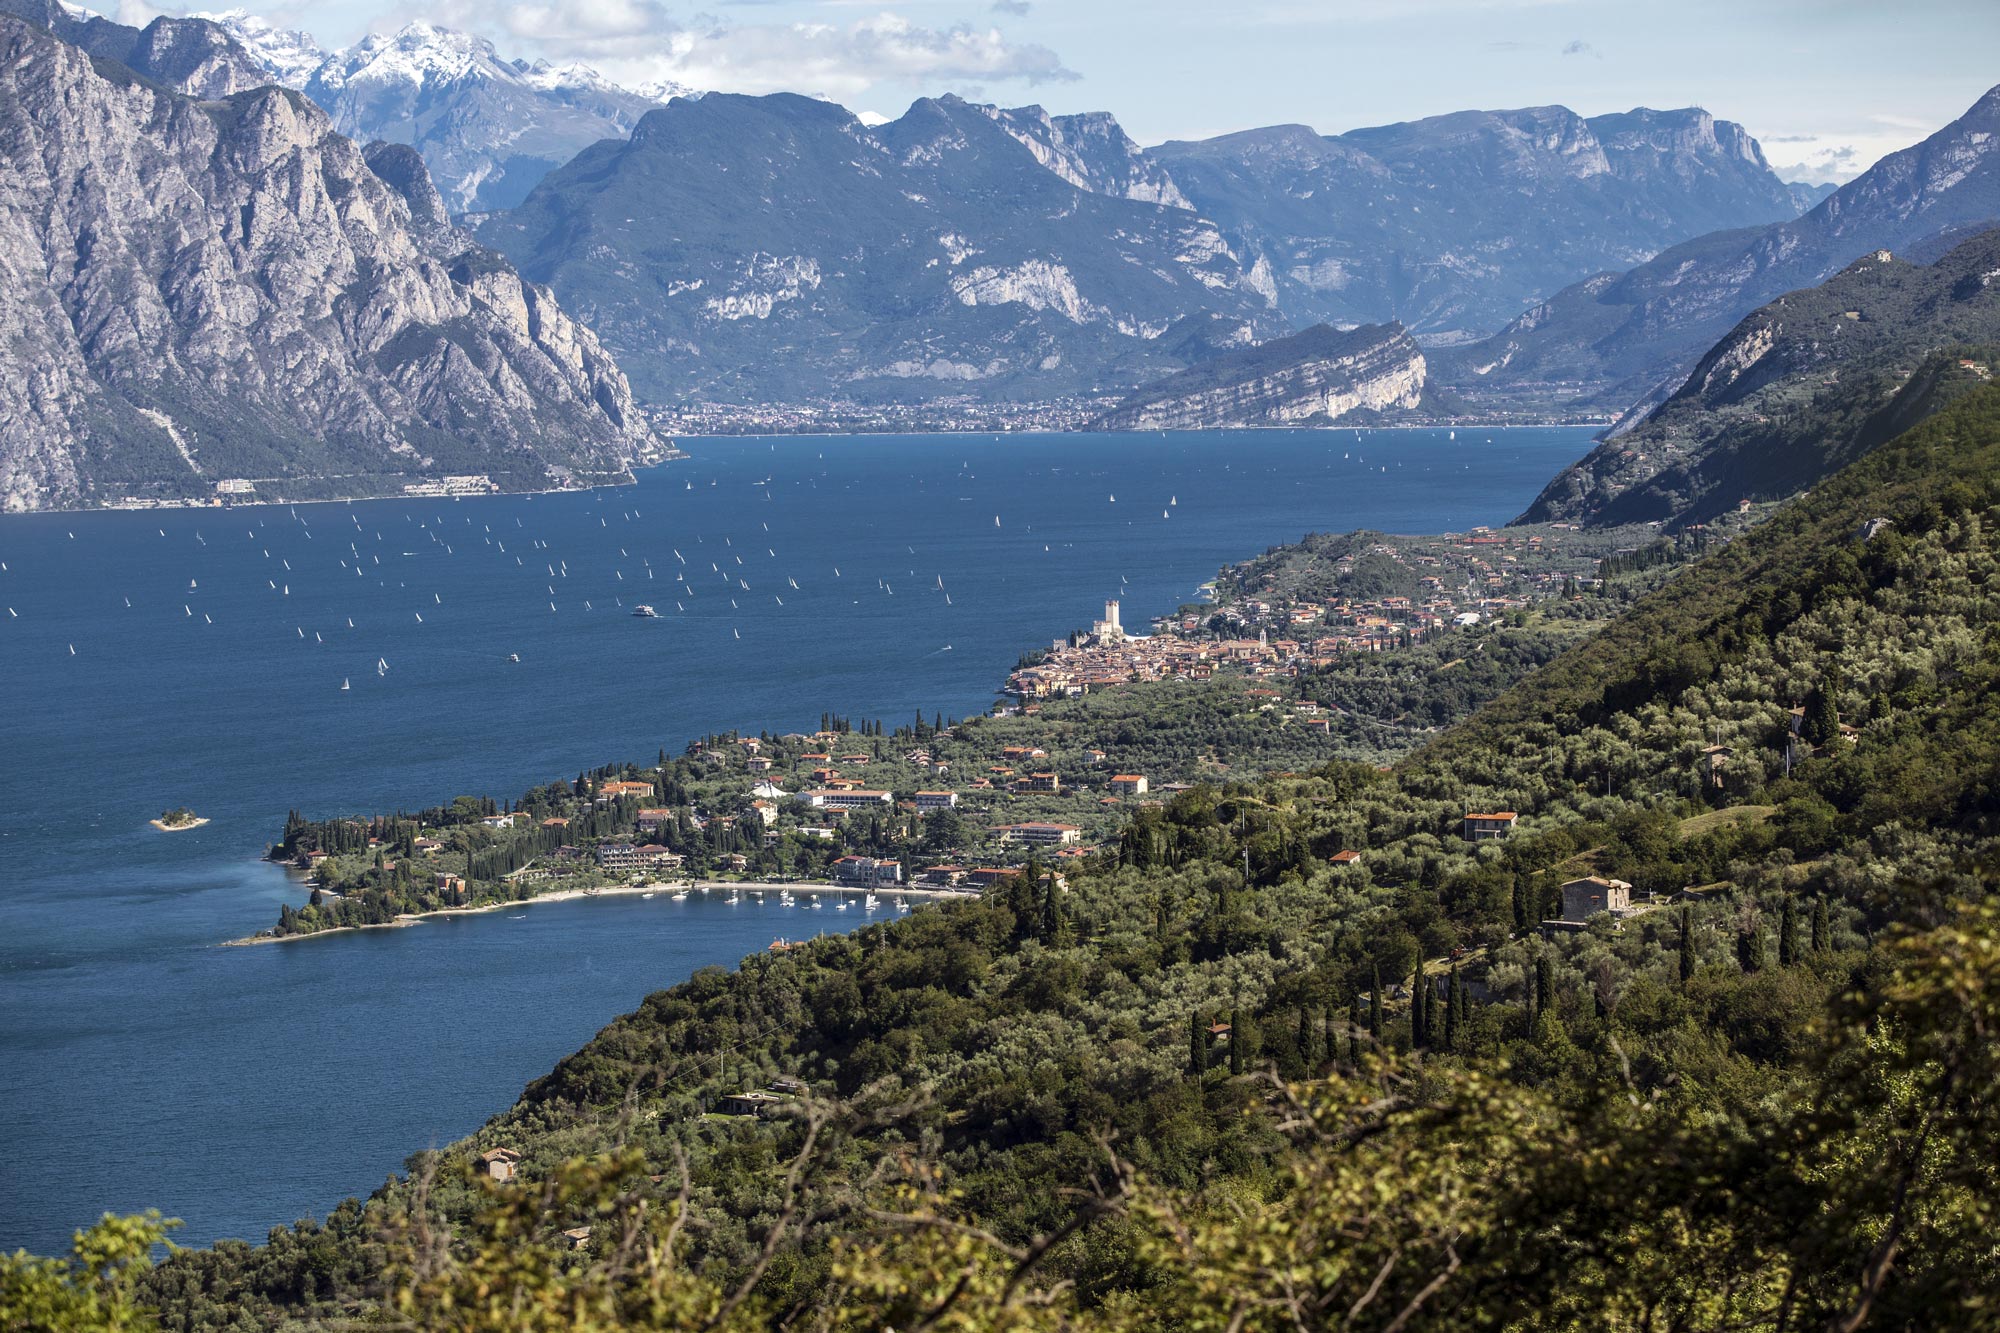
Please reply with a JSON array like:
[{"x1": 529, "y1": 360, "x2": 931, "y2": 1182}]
[{"x1": 0, "y1": 426, "x2": 1592, "y2": 1251}]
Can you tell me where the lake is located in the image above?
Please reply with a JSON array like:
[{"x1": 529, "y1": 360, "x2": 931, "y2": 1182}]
[{"x1": 0, "y1": 426, "x2": 1592, "y2": 1251}]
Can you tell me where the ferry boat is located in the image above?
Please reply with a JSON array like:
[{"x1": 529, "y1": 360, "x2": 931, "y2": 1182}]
[{"x1": 631, "y1": 604, "x2": 659, "y2": 618}]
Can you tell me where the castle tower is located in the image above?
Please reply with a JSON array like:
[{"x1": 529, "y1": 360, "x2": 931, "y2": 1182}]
[{"x1": 1104, "y1": 599, "x2": 1121, "y2": 634}]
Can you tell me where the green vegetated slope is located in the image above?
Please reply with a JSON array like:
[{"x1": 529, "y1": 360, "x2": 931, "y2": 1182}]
[{"x1": 66, "y1": 388, "x2": 2000, "y2": 1331}]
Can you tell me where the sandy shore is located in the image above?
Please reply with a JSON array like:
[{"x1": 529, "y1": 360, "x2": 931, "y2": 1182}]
[
  {"x1": 151, "y1": 816, "x2": 210, "y2": 832},
  {"x1": 221, "y1": 877, "x2": 975, "y2": 946}
]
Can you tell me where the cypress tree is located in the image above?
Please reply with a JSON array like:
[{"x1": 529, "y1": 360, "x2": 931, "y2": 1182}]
[
  {"x1": 1779, "y1": 896, "x2": 1799, "y2": 967},
  {"x1": 1812, "y1": 897, "x2": 1829, "y2": 954},
  {"x1": 1296, "y1": 1006, "x2": 1315, "y2": 1071},
  {"x1": 1680, "y1": 907, "x2": 1696, "y2": 985},
  {"x1": 1188, "y1": 1014, "x2": 1206, "y2": 1079},
  {"x1": 1445, "y1": 967, "x2": 1462, "y2": 1052},
  {"x1": 1534, "y1": 956, "x2": 1553, "y2": 1019},
  {"x1": 1228, "y1": 1009, "x2": 1244, "y2": 1076},
  {"x1": 1511, "y1": 875, "x2": 1529, "y2": 932},
  {"x1": 1738, "y1": 923, "x2": 1766, "y2": 973},
  {"x1": 1369, "y1": 963, "x2": 1383, "y2": 1040}
]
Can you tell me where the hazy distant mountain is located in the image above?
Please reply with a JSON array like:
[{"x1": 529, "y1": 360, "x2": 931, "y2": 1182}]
[
  {"x1": 475, "y1": 92, "x2": 1279, "y2": 405},
  {"x1": 1090, "y1": 323, "x2": 1427, "y2": 430},
  {"x1": 203, "y1": 13, "x2": 694, "y2": 213},
  {"x1": 1515, "y1": 228, "x2": 2000, "y2": 528},
  {"x1": 1437, "y1": 83, "x2": 2000, "y2": 414},
  {"x1": 1149, "y1": 106, "x2": 1804, "y2": 342},
  {"x1": 1789, "y1": 180, "x2": 1839, "y2": 212},
  {"x1": 0, "y1": 13, "x2": 663, "y2": 512}
]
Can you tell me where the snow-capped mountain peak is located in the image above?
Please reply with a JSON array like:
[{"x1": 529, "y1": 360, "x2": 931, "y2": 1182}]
[
  {"x1": 194, "y1": 9, "x2": 325, "y2": 88},
  {"x1": 313, "y1": 21, "x2": 508, "y2": 93},
  {"x1": 186, "y1": 11, "x2": 701, "y2": 210}
]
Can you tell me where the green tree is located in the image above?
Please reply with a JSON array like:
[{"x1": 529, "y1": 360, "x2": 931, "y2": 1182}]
[{"x1": 1, "y1": 1211, "x2": 177, "y2": 1333}]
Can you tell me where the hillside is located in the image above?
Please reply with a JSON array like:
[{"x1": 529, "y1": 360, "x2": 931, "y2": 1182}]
[
  {"x1": 62, "y1": 382, "x2": 2000, "y2": 1330},
  {"x1": 1517, "y1": 228, "x2": 2000, "y2": 526},
  {"x1": 1088, "y1": 322, "x2": 1427, "y2": 429},
  {"x1": 0, "y1": 15, "x2": 665, "y2": 512},
  {"x1": 1435, "y1": 83, "x2": 2000, "y2": 413}
]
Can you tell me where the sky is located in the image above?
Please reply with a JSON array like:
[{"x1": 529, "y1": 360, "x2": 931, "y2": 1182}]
[{"x1": 158, "y1": 0, "x2": 2000, "y2": 182}]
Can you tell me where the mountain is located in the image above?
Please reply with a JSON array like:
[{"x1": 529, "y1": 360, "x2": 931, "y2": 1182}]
[
  {"x1": 1149, "y1": 105, "x2": 1804, "y2": 342},
  {"x1": 979, "y1": 103, "x2": 1190, "y2": 208},
  {"x1": 1089, "y1": 322, "x2": 1425, "y2": 429},
  {"x1": 1438, "y1": 84, "x2": 2000, "y2": 414},
  {"x1": 474, "y1": 92, "x2": 1278, "y2": 405},
  {"x1": 1515, "y1": 229, "x2": 2000, "y2": 527},
  {"x1": 0, "y1": 0, "x2": 273, "y2": 96},
  {"x1": 0, "y1": 14, "x2": 664, "y2": 512},
  {"x1": 203, "y1": 14, "x2": 691, "y2": 213},
  {"x1": 1789, "y1": 180, "x2": 1839, "y2": 212},
  {"x1": 192, "y1": 7, "x2": 324, "y2": 86}
]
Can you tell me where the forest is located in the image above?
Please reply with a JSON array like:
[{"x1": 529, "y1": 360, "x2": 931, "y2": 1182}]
[{"x1": 9, "y1": 387, "x2": 2000, "y2": 1331}]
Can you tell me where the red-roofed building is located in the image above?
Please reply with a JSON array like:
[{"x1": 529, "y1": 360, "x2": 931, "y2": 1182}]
[{"x1": 1462, "y1": 812, "x2": 1518, "y2": 841}]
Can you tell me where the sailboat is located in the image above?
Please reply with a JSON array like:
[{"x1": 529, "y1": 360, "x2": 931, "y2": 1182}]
[
  {"x1": 377, "y1": 657, "x2": 389, "y2": 677},
  {"x1": 341, "y1": 678, "x2": 350, "y2": 691}
]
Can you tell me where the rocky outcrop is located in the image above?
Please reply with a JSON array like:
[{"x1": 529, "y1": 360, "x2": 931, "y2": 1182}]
[
  {"x1": 0, "y1": 15, "x2": 663, "y2": 512},
  {"x1": 1089, "y1": 324, "x2": 1426, "y2": 430}
]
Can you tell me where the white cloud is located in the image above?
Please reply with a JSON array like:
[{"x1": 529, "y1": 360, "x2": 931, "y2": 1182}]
[
  {"x1": 1756, "y1": 130, "x2": 1926, "y2": 185},
  {"x1": 410, "y1": 3, "x2": 1075, "y2": 101}
]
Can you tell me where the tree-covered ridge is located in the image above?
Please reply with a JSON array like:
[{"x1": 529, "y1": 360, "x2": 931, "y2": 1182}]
[{"x1": 18, "y1": 387, "x2": 1987, "y2": 1330}]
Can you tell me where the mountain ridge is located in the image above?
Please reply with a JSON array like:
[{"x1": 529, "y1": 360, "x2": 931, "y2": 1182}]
[
  {"x1": 1437, "y1": 82, "x2": 2000, "y2": 413},
  {"x1": 0, "y1": 13, "x2": 665, "y2": 512},
  {"x1": 1513, "y1": 228, "x2": 2000, "y2": 527}
]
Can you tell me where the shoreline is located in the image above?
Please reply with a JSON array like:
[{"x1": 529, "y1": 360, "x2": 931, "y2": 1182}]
[
  {"x1": 220, "y1": 878, "x2": 976, "y2": 947},
  {"x1": 6, "y1": 420, "x2": 1609, "y2": 515},
  {"x1": 667, "y1": 419, "x2": 1615, "y2": 442}
]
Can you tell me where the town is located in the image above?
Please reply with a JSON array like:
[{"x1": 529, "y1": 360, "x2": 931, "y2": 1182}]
[{"x1": 1005, "y1": 519, "x2": 1722, "y2": 700}]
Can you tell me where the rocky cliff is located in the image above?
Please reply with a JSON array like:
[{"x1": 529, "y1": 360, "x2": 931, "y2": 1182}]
[
  {"x1": 0, "y1": 14, "x2": 663, "y2": 512},
  {"x1": 1089, "y1": 323, "x2": 1426, "y2": 430}
]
